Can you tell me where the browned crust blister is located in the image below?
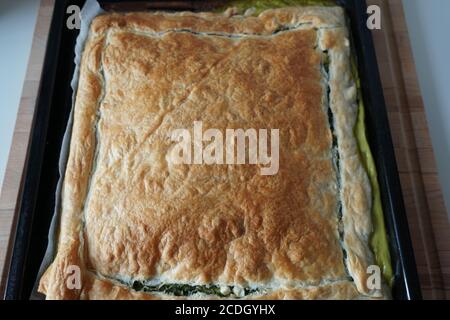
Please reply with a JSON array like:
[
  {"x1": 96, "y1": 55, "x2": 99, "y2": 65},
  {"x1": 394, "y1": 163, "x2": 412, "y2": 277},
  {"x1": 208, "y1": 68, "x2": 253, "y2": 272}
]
[{"x1": 39, "y1": 6, "x2": 388, "y2": 300}]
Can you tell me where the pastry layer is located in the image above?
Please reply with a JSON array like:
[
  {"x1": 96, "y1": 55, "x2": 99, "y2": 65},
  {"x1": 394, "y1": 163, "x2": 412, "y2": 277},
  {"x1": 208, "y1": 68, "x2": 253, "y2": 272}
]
[{"x1": 39, "y1": 7, "x2": 386, "y2": 300}]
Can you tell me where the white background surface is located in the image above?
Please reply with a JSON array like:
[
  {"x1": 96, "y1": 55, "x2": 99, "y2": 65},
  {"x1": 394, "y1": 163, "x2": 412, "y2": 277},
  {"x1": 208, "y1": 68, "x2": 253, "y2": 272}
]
[
  {"x1": 0, "y1": 0, "x2": 39, "y2": 193},
  {"x1": 0, "y1": 1, "x2": 449, "y2": 217},
  {"x1": 403, "y1": 0, "x2": 450, "y2": 217}
]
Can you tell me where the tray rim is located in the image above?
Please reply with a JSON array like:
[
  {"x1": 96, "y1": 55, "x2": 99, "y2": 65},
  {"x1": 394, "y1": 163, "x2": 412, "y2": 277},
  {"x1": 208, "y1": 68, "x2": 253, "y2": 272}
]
[
  {"x1": 3, "y1": 0, "x2": 67, "y2": 300},
  {"x1": 344, "y1": 0, "x2": 421, "y2": 299}
]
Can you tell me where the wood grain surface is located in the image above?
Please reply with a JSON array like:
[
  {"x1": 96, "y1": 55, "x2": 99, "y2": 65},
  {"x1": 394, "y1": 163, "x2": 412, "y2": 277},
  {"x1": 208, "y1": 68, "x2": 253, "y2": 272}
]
[
  {"x1": 0, "y1": 0, "x2": 54, "y2": 297},
  {"x1": 0, "y1": 0, "x2": 449, "y2": 299},
  {"x1": 368, "y1": 0, "x2": 450, "y2": 299}
]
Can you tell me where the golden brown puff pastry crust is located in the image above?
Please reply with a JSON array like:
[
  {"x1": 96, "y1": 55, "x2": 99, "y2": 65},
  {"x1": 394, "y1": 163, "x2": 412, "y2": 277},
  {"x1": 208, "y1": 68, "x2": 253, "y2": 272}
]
[{"x1": 39, "y1": 6, "x2": 388, "y2": 300}]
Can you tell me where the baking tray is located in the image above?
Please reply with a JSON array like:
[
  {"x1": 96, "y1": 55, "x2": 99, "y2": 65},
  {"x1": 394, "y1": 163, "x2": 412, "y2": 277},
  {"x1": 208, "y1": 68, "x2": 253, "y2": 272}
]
[{"x1": 4, "y1": 0, "x2": 422, "y2": 300}]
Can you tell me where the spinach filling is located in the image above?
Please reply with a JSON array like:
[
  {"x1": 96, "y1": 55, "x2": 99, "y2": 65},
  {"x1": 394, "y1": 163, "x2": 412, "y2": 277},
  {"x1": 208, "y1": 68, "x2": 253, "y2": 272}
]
[
  {"x1": 131, "y1": 281, "x2": 258, "y2": 297},
  {"x1": 216, "y1": 0, "x2": 336, "y2": 14},
  {"x1": 352, "y1": 59, "x2": 394, "y2": 286}
]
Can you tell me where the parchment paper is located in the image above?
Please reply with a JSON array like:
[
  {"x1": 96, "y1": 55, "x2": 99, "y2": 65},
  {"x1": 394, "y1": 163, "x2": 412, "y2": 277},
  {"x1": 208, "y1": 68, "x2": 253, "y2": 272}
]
[{"x1": 31, "y1": 0, "x2": 104, "y2": 300}]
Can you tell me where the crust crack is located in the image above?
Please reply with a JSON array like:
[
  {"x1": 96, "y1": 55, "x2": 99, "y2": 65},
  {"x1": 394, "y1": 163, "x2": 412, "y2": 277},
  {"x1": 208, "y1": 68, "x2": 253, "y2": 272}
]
[
  {"x1": 78, "y1": 34, "x2": 110, "y2": 283},
  {"x1": 115, "y1": 22, "x2": 321, "y2": 39},
  {"x1": 321, "y1": 46, "x2": 353, "y2": 282},
  {"x1": 89, "y1": 270, "x2": 354, "y2": 298}
]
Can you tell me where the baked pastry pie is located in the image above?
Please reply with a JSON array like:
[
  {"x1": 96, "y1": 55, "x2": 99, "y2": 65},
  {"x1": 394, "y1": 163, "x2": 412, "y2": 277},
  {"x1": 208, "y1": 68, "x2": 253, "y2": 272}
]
[{"x1": 39, "y1": 4, "x2": 390, "y2": 300}]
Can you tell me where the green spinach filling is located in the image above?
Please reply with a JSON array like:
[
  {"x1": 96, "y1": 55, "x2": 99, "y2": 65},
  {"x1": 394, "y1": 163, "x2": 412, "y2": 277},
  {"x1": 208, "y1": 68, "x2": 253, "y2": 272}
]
[
  {"x1": 131, "y1": 281, "x2": 258, "y2": 297},
  {"x1": 216, "y1": 0, "x2": 336, "y2": 14}
]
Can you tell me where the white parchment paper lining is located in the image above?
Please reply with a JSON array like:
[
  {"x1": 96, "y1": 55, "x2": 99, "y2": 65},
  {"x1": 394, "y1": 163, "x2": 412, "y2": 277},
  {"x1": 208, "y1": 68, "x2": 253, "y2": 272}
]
[{"x1": 31, "y1": 0, "x2": 104, "y2": 300}]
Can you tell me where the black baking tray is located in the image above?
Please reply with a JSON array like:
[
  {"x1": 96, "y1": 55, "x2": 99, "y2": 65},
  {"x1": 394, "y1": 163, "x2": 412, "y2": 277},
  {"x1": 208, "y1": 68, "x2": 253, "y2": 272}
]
[{"x1": 4, "y1": 0, "x2": 422, "y2": 300}]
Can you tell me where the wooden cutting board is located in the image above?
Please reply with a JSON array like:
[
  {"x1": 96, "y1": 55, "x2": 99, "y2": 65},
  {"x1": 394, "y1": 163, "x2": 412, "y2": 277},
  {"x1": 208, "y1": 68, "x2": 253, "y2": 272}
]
[
  {"x1": 368, "y1": 0, "x2": 450, "y2": 299},
  {"x1": 0, "y1": 0, "x2": 449, "y2": 299}
]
